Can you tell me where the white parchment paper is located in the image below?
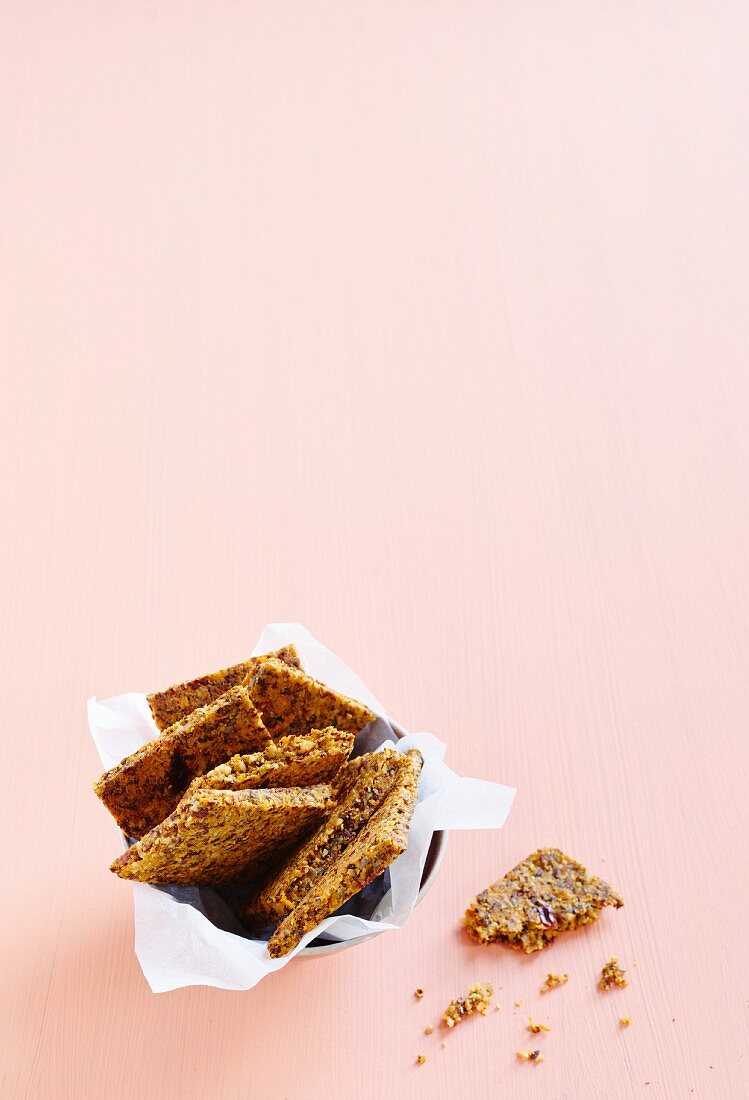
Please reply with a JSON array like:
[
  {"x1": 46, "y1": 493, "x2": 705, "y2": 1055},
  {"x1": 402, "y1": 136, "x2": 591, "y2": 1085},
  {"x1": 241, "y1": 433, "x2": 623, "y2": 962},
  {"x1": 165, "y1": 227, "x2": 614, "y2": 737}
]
[{"x1": 87, "y1": 623, "x2": 515, "y2": 992}]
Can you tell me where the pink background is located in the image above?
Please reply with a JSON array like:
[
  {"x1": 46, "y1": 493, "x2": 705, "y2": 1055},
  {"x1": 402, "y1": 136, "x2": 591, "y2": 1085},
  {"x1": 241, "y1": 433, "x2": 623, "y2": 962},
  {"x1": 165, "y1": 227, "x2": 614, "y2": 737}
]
[{"x1": 2, "y1": 3, "x2": 748, "y2": 1097}]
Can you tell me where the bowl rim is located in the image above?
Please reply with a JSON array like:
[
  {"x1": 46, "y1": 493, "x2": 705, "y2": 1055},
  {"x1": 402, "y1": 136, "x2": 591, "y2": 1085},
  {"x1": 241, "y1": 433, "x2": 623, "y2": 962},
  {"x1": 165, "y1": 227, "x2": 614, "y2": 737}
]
[{"x1": 299, "y1": 719, "x2": 449, "y2": 957}]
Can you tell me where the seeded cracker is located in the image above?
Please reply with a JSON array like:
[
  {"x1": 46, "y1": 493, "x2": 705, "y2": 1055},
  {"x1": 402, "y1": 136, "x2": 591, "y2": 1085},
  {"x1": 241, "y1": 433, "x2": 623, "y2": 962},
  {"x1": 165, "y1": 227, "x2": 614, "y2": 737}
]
[
  {"x1": 110, "y1": 784, "x2": 333, "y2": 885},
  {"x1": 463, "y1": 848, "x2": 623, "y2": 952},
  {"x1": 94, "y1": 686, "x2": 270, "y2": 838},
  {"x1": 186, "y1": 727, "x2": 353, "y2": 797},
  {"x1": 246, "y1": 657, "x2": 376, "y2": 740},
  {"x1": 240, "y1": 747, "x2": 410, "y2": 927},
  {"x1": 442, "y1": 983, "x2": 493, "y2": 1027},
  {"x1": 265, "y1": 751, "x2": 422, "y2": 956},
  {"x1": 147, "y1": 645, "x2": 301, "y2": 730}
]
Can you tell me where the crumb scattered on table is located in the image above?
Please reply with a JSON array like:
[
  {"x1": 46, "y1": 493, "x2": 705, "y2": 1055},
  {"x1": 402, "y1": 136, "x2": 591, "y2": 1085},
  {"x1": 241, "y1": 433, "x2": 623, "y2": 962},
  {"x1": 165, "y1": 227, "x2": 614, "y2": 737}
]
[
  {"x1": 528, "y1": 1015, "x2": 551, "y2": 1034},
  {"x1": 416, "y1": 1054, "x2": 426, "y2": 1065},
  {"x1": 517, "y1": 1050, "x2": 545, "y2": 1064},
  {"x1": 424, "y1": 1025, "x2": 434, "y2": 1035},
  {"x1": 540, "y1": 972, "x2": 568, "y2": 994},
  {"x1": 514, "y1": 998, "x2": 523, "y2": 1007},
  {"x1": 414, "y1": 988, "x2": 424, "y2": 999},
  {"x1": 442, "y1": 982, "x2": 493, "y2": 1027},
  {"x1": 599, "y1": 957, "x2": 628, "y2": 991},
  {"x1": 620, "y1": 1016, "x2": 632, "y2": 1028}
]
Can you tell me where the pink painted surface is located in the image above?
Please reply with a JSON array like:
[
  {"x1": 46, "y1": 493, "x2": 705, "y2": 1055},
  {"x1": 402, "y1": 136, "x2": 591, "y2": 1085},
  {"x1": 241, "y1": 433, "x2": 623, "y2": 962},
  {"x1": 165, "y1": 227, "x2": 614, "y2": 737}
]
[{"x1": 2, "y1": 3, "x2": 748, "y2": 1097}]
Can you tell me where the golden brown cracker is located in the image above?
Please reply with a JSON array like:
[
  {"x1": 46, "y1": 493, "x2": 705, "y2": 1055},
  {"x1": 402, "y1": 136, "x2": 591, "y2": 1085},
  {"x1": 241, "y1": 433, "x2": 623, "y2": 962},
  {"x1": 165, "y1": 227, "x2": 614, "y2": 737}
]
[
  {"x1": 110, "y1": 783, "x2": 333, "y2": 886},
  {"x1": 94, "y1": 685, "x2": 270, "y2": 838},
  {"x1": 186, "y1": 727, "x2": 353, "y2": 798},
  {"x1": 463, "y1": 848, "x2": 623, "y2": 952},
  {"x1": 246, "y1": 657, "x2": 375, "y2": 741},
  {"x1": 147, "y1": 645, "x2": 301, "y2": 731},
  {"x1": 265, "y1": 750, "x2": 422, "y2": 956},
  {"x1": 241, "y1": 747, "x2": 409, "y2": 927}
]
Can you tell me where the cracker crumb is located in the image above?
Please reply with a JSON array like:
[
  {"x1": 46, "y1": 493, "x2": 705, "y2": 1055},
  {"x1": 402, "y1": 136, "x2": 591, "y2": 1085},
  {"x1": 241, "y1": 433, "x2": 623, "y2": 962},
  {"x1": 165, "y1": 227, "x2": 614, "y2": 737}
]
[
  {"x1": 517, "y1": 1050, "x2": 545, "y2": 1065},
  {"x1": 540, "y1": 972, "x2": 568, "y2": 994},
  {"x1": 416, "y1": 1054, "x2": 426, "y2": 1065},
  {"x1": 514, "y1": 998, "x2": 523, "y2": 1007},
  {"x1": 528, "y1": 1015, "x2": 551, "y2": 1034},
  {"x1": 440, "y1": 1041, "x2": 447, "y2": 1049},
  {"x1": 620, "y1": 1016, "x2": 632, "y2": 1028},
  {"x1": 494, "y1": 1005, "x2": 501, "y2": 1012},
  {"x1": 414, "y1": 988, "x2": 424, "y2": 999},
  {"x1": 442, "y1": 982, "x2": 493, "y2": 1027},
  {"x1": 599, "y1": 957, "x2": 628, "y2": 991},
  {"x1": 424, "y1": 1025, "x2": 434, "y2": 1035}
]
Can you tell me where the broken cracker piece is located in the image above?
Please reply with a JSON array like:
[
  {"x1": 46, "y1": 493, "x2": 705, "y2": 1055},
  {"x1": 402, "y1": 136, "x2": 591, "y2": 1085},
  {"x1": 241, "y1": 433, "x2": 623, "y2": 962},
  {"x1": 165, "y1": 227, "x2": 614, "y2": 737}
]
[
  {"x1": 463, "y1": 848, "x2": 623, "y2": 952},
  {"x1": 147, "y1": 645, "x2": 301, "y2": 730},
  {"x1": 110, "y1": 783, "x2": 333, "y2": 885},
  {"x1": 442, "y1": 983, "x2": 493, "y2": 1028},
  {"x1": 599, "y1": 957, "x2": 628, "y2": 990},
  {"x1": 240, "y1": 748, "x2": 410, "y2": 927},
  {"x1": 246, "y1": 657, "x2": 375, "y2": 740},
  {"x1": 186, "y1": 727, "x2": 353, "y2": 797},
  {"x1": 94, "y1": 686, "x2": 270, "y2": 838},
  {"x1": 265, "y1": 751, "x2": 422, "y2": 957}
]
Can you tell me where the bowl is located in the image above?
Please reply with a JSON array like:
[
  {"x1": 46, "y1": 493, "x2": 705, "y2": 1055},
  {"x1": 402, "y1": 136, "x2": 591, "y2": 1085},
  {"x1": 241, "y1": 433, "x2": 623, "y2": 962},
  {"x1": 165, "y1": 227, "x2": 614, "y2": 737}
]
[{"x1": 301, "y1": 720, "x2": 449, "y2": 956}]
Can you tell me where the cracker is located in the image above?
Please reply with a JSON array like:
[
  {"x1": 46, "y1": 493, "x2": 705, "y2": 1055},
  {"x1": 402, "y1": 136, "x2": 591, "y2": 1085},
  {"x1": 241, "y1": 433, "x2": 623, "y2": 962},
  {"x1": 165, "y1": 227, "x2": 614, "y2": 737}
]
[
  {"x1": 147, "y1": 645, "x2": 301, "y2": 731},
  {"x1": 265, "y1": 750, "x2": 422, "y2": 957},
  {"x1": 186, "y1": 727, "x2": 354, "y2": 797},
  {"x1": 94, "y1": 685, "x2": 270, "y2": 838},
  {"x1": 463, "y1": 848, "x2": 623, "y2": 952},
  {"x1": 110, "y1": 784, "x2": 334, "y2": 886},
  {"x1": 246, "y1": 657, "x2": 375, "y2": 740},
  {"x1": 241, "y1": 747, "x2": 409, "y2": 927}
]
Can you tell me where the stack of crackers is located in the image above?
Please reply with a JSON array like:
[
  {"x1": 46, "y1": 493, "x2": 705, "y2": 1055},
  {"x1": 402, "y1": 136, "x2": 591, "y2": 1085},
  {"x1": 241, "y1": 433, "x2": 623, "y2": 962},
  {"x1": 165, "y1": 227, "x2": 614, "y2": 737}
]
[{"x1": 93, "y1": 646, "x2": 422, "y2": 956}]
